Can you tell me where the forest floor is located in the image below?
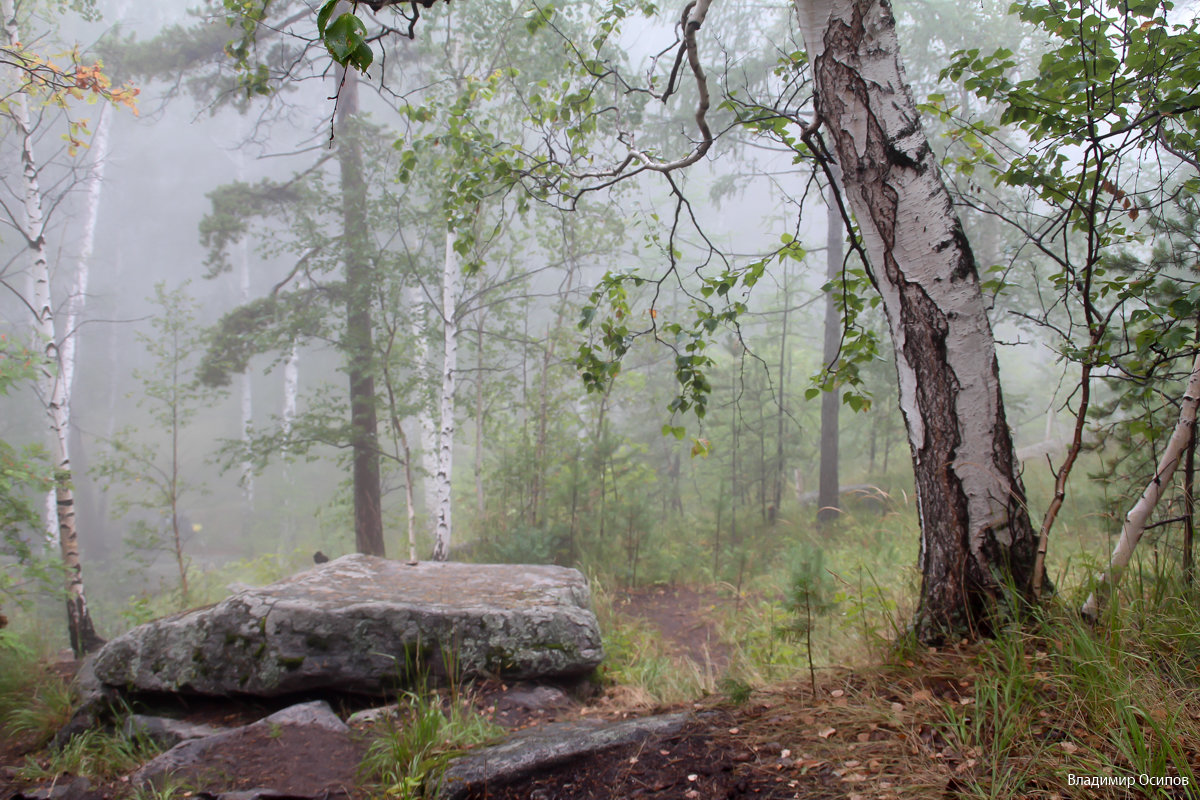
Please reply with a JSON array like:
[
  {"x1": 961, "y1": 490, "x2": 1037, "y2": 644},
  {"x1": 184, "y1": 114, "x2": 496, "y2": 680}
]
[{"x1": 0, "y1": 588, "x2": 1141, "y2": 800}]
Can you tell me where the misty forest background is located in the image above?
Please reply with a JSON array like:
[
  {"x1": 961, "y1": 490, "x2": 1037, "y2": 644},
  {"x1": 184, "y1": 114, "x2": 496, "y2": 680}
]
[{"x1": 2, "y1": 0, "x2": 1199, "y2": 673}]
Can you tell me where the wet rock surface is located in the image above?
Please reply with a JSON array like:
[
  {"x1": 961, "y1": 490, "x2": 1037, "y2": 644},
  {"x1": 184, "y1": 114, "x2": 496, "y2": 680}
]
[
  {"x1": 91, "y1": 556, "x2": 604, "y2": 697},
  {"x1": 131, "y1": 701, "x2": 362, "y2": 797},
  {"x1": 435, "y1": 712, "x2": 694, "y2": 800}
]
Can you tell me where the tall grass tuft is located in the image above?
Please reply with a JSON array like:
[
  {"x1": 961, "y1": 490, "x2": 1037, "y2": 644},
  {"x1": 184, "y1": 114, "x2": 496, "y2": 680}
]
[
  {"x1": 941, "y1": 595, "x2": 1200, "y2": 799},
  {"x1": 357, "y1": 689, "x2": 501, "y2": 799}
]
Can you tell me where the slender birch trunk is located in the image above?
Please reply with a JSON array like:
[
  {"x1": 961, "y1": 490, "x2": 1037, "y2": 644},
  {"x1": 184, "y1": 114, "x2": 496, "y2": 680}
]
[
  {"x1": 4, "y1": 0, "x2": 102, "y2": 655},
  {"x1": 408, "y1": 286, "x2": 438, "y2": 513},
  {"x1": 794, "y1": 0, "x2": 1039, "y2": 641},
  {"x1": 474, "y1": 315, "x2": 486, "y2": 518},
  {"x1": 430, "y1": 229, "x2": 459, "y2": 561},
  {"x1": 817, "y1": 186, "x2": 842, "y2": 524},
  {"x1": 1082, "y1": 352, "x2": 1200, "y2": 620},
  {"x1": 237, "y1": 227, "x2": 255, "y2": 510}
]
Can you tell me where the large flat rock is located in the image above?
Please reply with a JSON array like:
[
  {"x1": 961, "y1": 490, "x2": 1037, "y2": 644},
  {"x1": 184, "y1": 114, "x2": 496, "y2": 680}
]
[{"x1": 92, "y1": 556, "x2": 603, "y2": 696}]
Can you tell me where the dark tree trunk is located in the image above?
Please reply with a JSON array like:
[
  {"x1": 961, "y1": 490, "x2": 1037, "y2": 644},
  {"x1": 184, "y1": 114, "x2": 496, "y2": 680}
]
[{"x1": 337, "y1": 67, "x2": 385, "y2": 557}]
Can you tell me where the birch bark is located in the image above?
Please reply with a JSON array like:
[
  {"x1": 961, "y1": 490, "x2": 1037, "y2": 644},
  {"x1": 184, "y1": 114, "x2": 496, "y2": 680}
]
[
  {"x1": 430, "y1": 229, "x2": 460, "y2": 561},
  {"x1": 408, "y1": 286, "x2": 438, "y2": 511},
  {"x1": 3, "y1": 0, "x2": 103, "y2": 655},
  {"x1": 817, "y1": 185, "x2": 842, "y2": 524},
  {"x1": 794, "y1": 0, "x2": 1040, "y2": 640}
]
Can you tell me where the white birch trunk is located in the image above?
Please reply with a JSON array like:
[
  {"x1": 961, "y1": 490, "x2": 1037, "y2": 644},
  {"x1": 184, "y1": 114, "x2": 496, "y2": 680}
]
[
  {"x1": 793, "y1": 0, "x2": 1039, "y2": 640},
  {"x1": 281, "y1": 275, "x2": 306, "y2": 440},
  {"x1": 408, "y1": 285, "x2": 438, "y2": 511},
  {"x1": 1082, "y1": 352, "x2": 1200, "y2": 620},
  {"x1": 233, "y1": 151, "x2": 255, "y2": 508},
  {"x1": 430, "y1": 229, "x2": 459, "y2": 561},
  {"x1": 62, "y1": 105, "x2": 110, "y2": 431},
  {"x1": 282, "y1": 343, "x2": 300, "y2": 436},
  {"x1": 4, "y1": 0, "x2": 102, "y2": 654}
]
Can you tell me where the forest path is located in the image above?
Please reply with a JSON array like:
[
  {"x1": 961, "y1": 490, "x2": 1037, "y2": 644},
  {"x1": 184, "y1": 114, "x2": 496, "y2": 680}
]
[{"x1": 612, "y1": 584, "x2": 736, "y2": 672}]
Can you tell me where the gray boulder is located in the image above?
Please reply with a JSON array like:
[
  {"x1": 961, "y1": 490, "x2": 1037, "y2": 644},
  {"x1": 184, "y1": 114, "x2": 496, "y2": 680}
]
[{"x1": 92, "y1": 555, "x2": 603, "y2": 696}]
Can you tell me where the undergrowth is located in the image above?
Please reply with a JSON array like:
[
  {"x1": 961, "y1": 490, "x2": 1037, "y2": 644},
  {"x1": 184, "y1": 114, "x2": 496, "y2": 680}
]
[
  {"x1": 15, "y1": 728, "x2": 161, "y2": 782},
  {"x1": 0, "y1": 633, "x2": 73, "y2": 747},
  {"x1": 940, "y1": 594, "x2": 1200, "y2": 799},
  {"x1": 357, "y1": 689, "x2": 501, "y2": 799}
]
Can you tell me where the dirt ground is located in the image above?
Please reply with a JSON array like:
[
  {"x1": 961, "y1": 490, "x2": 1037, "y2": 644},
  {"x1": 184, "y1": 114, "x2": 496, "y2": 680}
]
[{"x1": 614, "y1": 585, "x2": 735, "y2": 671}]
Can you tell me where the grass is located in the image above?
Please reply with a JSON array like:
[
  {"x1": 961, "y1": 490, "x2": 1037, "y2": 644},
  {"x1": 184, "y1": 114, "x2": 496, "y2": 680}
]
[
  {"x1": 0, "y1": 632, "x2": 73, "y2": 748},
  {"x1": 15, "y1": 728, "x2": 161, "y2": 782},
  {"x1": 937, "y1": 596, "x2": 1200, "y2": 799},
  {"x1": 357, "y1": 688, "x2": 502, "y2": 799}
]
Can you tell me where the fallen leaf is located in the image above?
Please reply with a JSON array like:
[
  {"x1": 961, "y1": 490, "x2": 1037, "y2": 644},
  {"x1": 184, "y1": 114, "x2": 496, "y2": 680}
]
[
  {"x1": 856, "y1": 732, "x2": 871, "y2": 743},
  {"x1": 911, "y1": 689, "x2": 933, "y2": 703},
  {"x1": 1061, "y1": 742, "x2": 1079, "y2": 754},
  {"x1": 818, "y1": 727, "x2": 836, "y2": 739},
  {"x1": 687, "y1": 773, "x2": 698, "y2": 782},
  {"x1": 830, "y1": 689, "x2": 845, "y2": 698},
  {"x1": 891, "y1": 702, "x2": 905, "y2": 713}
]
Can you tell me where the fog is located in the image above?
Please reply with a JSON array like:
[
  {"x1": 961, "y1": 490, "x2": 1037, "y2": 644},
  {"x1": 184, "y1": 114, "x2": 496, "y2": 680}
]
[{"x1": 1, "y1": 0, "x2": 1181, "y2": 648}]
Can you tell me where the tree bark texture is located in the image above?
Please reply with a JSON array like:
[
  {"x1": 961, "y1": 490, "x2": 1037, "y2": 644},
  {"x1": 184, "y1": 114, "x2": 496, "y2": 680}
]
[
  {"x1": 817, "y1": 186, "x2": 842, "y2": 524},
  {"x1": 336, "y1": 66, "x2": 385, "y2": 557},
  {"x1": 430, "y1": 229, "x2": 459, "y2": 561},
  {"x1": 794, "y1": 0, "x2": 1040, "y2": 641}
]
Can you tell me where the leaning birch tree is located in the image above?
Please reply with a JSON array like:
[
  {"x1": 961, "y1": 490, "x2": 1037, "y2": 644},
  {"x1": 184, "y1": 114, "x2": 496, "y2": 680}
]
[{"x1": 1082, "y1": 352, "x2": 1200, "y2": 620}]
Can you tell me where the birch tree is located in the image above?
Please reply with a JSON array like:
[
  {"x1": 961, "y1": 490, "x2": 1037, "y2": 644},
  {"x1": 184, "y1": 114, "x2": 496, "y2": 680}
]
[
  {"x1": 0, "y1": 0, "x2": 124, "y2": 655},
  {"x1": 791, "y1": 0, "x2": 1041, "y2": 639}
]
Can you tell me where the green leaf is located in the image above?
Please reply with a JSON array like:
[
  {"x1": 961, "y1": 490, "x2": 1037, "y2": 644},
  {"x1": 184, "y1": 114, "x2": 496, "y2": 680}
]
[{"x1": 323, "y1": 12, "x2": 373, "y2": 71}]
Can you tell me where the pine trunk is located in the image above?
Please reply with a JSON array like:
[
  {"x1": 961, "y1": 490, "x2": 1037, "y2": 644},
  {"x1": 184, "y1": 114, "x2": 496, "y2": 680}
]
[
  {"x1": 794, "y1": 0, "x2": 1040, "y2": 642},
  {"x1": 336, "y1": 67, "x2": 385, "y2": 557}
]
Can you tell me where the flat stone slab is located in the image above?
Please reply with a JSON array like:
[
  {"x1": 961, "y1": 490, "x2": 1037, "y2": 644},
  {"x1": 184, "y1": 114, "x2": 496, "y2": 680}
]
[
  {"x1": 434, "y1": 713, "x2": 693, "y2": 800},
  {"x1": 131, "y1": 701, "x2": 359, "y2": 795},
  {"x1": 91, "y1": 555, "x2": 603, "y2": 696},
  {"x1": 123, "y1": 714, "x2": 228, "y2": 749}
]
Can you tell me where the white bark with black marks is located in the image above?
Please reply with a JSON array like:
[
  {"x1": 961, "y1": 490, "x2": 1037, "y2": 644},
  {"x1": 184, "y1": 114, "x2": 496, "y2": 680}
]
[
  {"x1": 3, "y1": 0, "x2": 103, "y2": 655},
  {"x1": 431, "y1": 229, "x2": 459, "y2": 561},
  {"x1": 794, "y1": 0, "x2": 1039, "y2": 640}
]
